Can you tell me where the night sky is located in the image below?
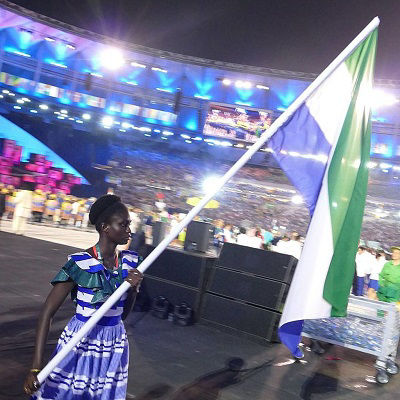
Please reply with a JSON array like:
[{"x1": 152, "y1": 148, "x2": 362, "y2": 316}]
[{"x1": 9, "y1": 0, "x2": 400, "y2": 79}]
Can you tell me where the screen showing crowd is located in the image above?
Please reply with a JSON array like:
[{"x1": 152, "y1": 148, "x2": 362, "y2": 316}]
[{"x1": 203, "y1": 103, "x2": 274, "y2": 143}]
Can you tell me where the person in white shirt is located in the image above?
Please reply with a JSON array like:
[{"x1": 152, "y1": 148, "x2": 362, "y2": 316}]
[
  {"x1": 355, "y1": 246, "x2": 374, "y2": 296},
  {"x1": 12, "y1": 186, "x2": 33, "y2": 235},
  {"x1": 223, "y1": 224, "x2": 234, "y2": 243},
  {"x1": 367, "y1": 251, "x2": 386, "y2": 297},
  {"x1": 236, "y1": 227, "x2": 255, "y2": 247},
  {"x1": 285, "y1": 232, "x2": 303, "y2": 259}
]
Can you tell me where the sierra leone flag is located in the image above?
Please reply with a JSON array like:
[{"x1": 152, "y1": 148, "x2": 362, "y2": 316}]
[{"x1": 270, "y1": 29, "x2": 378, "y2": 358}]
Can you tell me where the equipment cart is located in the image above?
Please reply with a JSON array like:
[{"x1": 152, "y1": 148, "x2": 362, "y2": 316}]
[{"x1": 302, "y1": 295, "x2": 400, "y2": 384}]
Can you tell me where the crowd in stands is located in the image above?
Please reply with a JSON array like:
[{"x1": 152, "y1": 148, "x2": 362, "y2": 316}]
[{"x1": 1, "y1": 146, "x2": 399, "y2": 254}]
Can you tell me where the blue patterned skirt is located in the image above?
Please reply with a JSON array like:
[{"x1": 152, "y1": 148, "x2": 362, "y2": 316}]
[{"x1": 31, "y1": 315, "x2": 129, "y2": 400}]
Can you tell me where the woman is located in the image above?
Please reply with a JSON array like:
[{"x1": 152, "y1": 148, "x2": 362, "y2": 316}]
[{"x1": 24, "y1": 195, "x2": 143, "y2": 399}]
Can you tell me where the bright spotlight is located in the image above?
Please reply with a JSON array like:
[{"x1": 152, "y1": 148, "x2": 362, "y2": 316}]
[
  {"x1": 372, "y1": 89, "x2": 399, "y2": 108},
  {"x1": 60, "y1": 109, "x2": 68, "y2": 114},
  {"x1": 222, "y1": 78, "x2": 231, "y2": 86},
  {"x1": 291, "y1": 195, "x2": 303, "y2": 205},
  {"x1": 202, "y1": 176, "x2": 222, "y2": 194},
  {"x1": 82, "y1": 113, "x2": 91, "y2": 120},
  {"x1": 39, "y1": 104, "x2": 48, "y2": 110},
  {"x1": 367, "y1": 161, "x2": 377, "y2": 169},
  {"x1": 102, "y1": 116, "x2": 114, "y2": 126},
  {"x1": 100, "y1": 48, "x2": 125, "y2": 70}
]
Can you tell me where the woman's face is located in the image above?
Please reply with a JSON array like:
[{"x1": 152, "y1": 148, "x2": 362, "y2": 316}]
[{"x1": 104, "y1": 207, "x2": 131, "y2": 245}]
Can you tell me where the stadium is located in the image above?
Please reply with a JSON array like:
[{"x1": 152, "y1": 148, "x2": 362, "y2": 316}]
[{"x1": 1, "y1": 1, "x2": 400, "y2": 398}]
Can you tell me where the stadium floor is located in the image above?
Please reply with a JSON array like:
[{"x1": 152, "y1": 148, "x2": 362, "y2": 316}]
[{"x1": 0, "y1": 226, "x2": 399, "y2": 399}]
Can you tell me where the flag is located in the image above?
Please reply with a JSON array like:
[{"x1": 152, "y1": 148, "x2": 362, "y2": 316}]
[{"x1": 270, "y1": 29, "x2": 378, "y2": 357}]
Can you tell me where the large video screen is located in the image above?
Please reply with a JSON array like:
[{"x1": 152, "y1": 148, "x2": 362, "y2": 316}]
[{"x1": 203, "y1": 103, "x2": 274, "y2": 143}]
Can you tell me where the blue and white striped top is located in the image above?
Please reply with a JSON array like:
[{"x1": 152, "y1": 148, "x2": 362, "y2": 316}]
[{"x1": 52, "y1": 250, "x2": 139, "y2": 326}]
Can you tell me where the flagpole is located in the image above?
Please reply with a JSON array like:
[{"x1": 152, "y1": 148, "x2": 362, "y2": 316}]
[{"x1": 37, "y1": 16, "x2": 379, "y2": 386}]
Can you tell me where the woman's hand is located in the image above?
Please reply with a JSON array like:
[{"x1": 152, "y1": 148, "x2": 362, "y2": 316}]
[
  {"x1": 23, "y1": 370, "x2": 40, "y2": 396},
  {"x1": 125, "y1": 269, "x2": 143, "y2": 289}
]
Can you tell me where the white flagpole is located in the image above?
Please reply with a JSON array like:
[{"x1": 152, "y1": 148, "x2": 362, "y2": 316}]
[{"x1": 37, "y1": 16, "x2": 379, "y2": 386}]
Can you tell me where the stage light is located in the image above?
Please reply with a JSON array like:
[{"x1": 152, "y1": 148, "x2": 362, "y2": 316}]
[
  {"x1": 45, "y1": 36, "x2": 55, "y2": 42},
  {"x1": 235, "y1": 80, "x2": 252, "y2": 89},
  {"x1": 194, "y1": 94, "x2": 211, "y2": 100},
  {"x1": 202, "y1": 176, "x2": 221, "y2": 194},
  {"x1": 66, "y1": 43, "x2": 76, "y2": 50},
  {"x1": 161, "y1": 137, "x2": 168, "y2": 140},
  {"x1": 100, "y1": 48, "x2": 125, "y2": 70},
  {"x1": 2, "y1": 90, "x2": 9, "y2": 94},
  {"x1": 57, "y1": 115, "x2": 65, "y2": 119},
  {"x1": 17, "y1": 99, "x2": 24, "y2": 104},
  {"x1": 367, "y1": 161, "x2": 377, "y2": 169},
  {"x1": 13, "y1": 105, "x2": 21, "y2": 110},
  {"x1": 21, "y1": 97, "x2": 30, "y2": 102},
  {"x1": 131, "y1": 61, "x2": 146, "y2": 68},
  {"x1": 68, "y1": 117, "x2": 75, "y2": 121},
  {"x1": 60, "y1": 109, "x2": 68, "y2": 114},
  {"x1": 185, "y1": 140, "x2": 192, "y2": 143},
  {"x1": 291, "y1": 195, "x2": 303, "y2": 205},
  {"x1": 152, "y1": 67, "x2": 168, "y2": 73},
  {"x1": 76, "y1": 120, "x2": 83, "y2": 124},
  {"x1": 144, "y1": 133, "x2": 151, "y2": 137},
  {"x1": 0, "y1": 95, "x2": 3, "y2": 99},
  {"x1": 372, "y1": 89, "x2": 399, "y2": 108},
  {"x1": 90, "y1": 72, "x2": 103, "y2": 78},
  {"x1": 82, "y1": 113, "x2": 91, "y2": 120},
  {"x1": 38, "y1": 104, "x2": 48, "y2": 110},
  {"x1": 235, "y1": 101, "x2": 252, "y2": 106},
  {"x1": 8, "y1": 93, "x2": 15, "y2": 96},
  {"x1": 124, "y1": 80, "x2": 138, "y2": 85},
  {"x1": 119, "y1": 128, "x2": 126, "y2": 132},
  {"x1": 222, "y1": 78, "x2": 231, "y2": 86},
  {"x1": 45, "y1": 59, "x2": 67, "y2": 68},
  {"x1": 162, "y1": 130, "x2": 174, "y2": 136},
  {"x1": 121, "y1": 122, "x2": 130, "y2": 129},
  {"x1": 102, "y1": 116, "x2": 114, "y2": 127},
  {"x1": 154, "y1": 129, "x2": 161, "y2": 133},
  {"x1": 256, "y1": 84, "x2": 270, "y2": 90},
  {"x1": 181, "y1": 134, "x2": 191, "y2": 139},
  {"x1": 192, "y1": 136, "x2": 202, "y2": 141},
  {"x1": 156, "y1": 87, "x2": 173, "y2": 93},
  {"x1": 30, "y1": 109, "x2": 38, "y2": 113}
]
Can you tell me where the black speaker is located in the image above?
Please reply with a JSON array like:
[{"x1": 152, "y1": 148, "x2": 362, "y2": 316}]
[
  {"x1": 141, "y1": 276, "x2": 201, "y2": 318},
  {"x1": 152, "y1": 221, "x2": 167, "y2": 246},
  {"x1": 218, "y1": 243, "x2": 297, "y2": 283},
  {"x1": 144, "y1": 245, "x2": 215, "y2": 289},
  {"x1": 208, "y1": 267, "x2": 288, "y2": 312},
  {"x1": 184, "y1": 221, "x2": 212, "y2": 253},
  {"x1": 201, "y1": 293, "x2": 280, "y2": 342}
]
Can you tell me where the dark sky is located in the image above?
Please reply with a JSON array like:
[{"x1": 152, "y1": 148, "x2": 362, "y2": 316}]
[{"x1": 9, "y1": 0, "x2": 400, "y2": 79}]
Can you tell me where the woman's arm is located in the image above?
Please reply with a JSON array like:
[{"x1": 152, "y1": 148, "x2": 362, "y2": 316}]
[
  {"x1": 24, "y1": 280, "x2": 75, "y2": 395},
  {"x1": 121, "y1": 269, "x2": 143, "y2": 320}
]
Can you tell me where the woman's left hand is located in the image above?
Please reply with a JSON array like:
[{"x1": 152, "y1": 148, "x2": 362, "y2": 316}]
[{"x1": 125, "y1": 269, "x2": 143, "y2": 289}]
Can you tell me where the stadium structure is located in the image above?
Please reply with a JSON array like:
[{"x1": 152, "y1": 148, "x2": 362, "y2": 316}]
[{"x1": 0, "y1": 0, "x2": 399, "y2": 208}]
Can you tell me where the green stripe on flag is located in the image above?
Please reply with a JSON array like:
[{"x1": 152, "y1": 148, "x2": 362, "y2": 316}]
[{"x1": 323, "y1": 29, "x2": 378, "y2": 317}]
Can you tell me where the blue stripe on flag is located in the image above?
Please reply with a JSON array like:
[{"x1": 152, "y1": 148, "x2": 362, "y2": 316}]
[
  {"x1": 268, "y1": 103, "x2": 331, "y2": 215},
  {"x1": 278, "y1": 320, "x2": 305, "y2": 358}
]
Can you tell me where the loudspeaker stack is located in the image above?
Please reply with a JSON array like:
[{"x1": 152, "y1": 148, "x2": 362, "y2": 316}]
[{"x1": 201, "y1": 242, "x2": 297, "y2": 343}]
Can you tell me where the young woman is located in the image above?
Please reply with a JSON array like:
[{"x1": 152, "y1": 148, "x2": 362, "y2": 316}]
[{"x1": 24, "y1": 195, "x2": 143, "y2": 399}]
